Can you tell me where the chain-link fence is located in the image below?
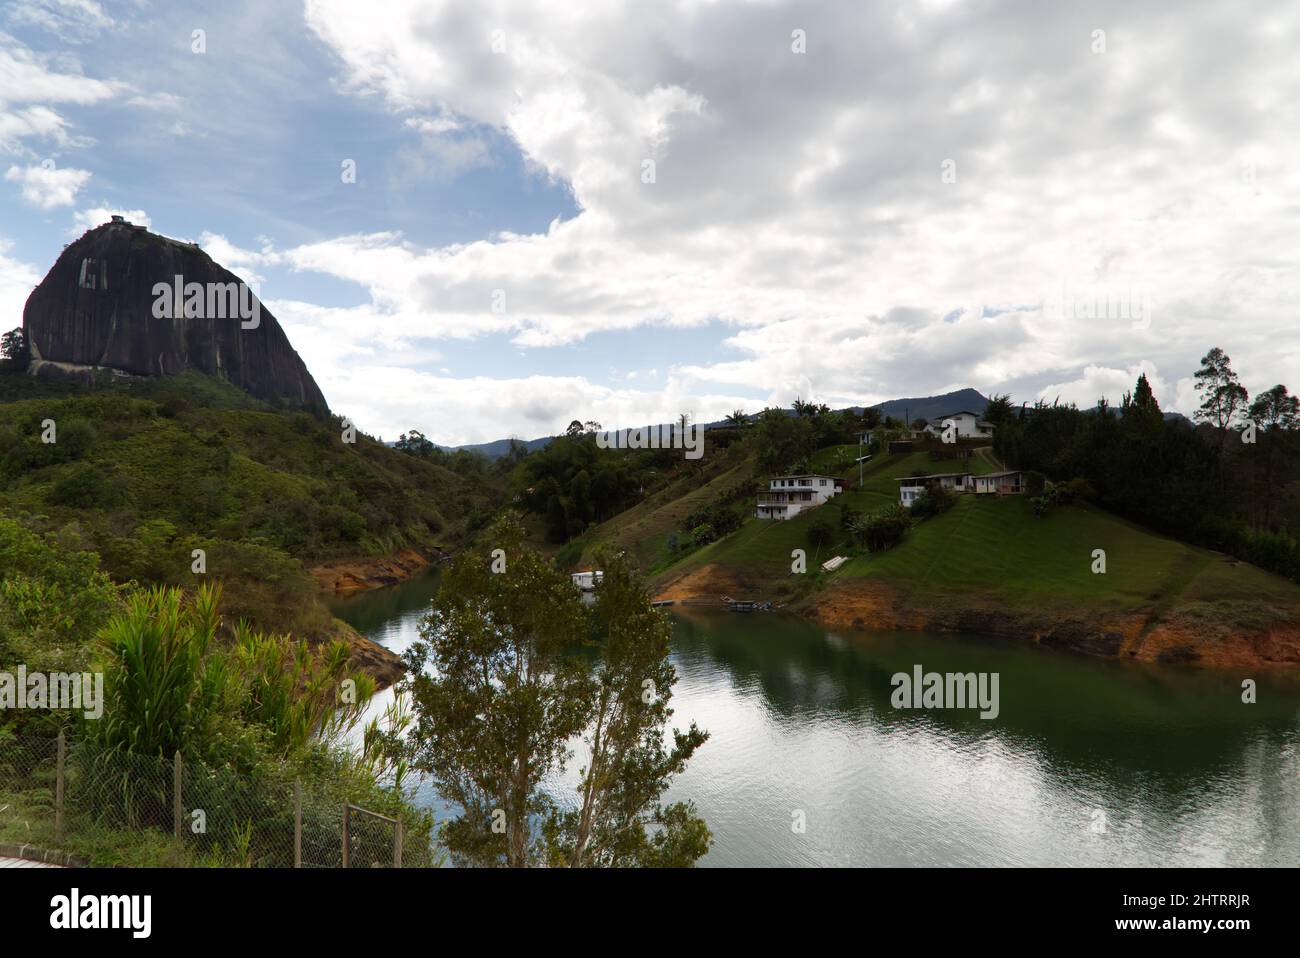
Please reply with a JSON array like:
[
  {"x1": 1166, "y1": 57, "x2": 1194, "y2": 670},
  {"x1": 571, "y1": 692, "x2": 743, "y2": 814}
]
[{"x1": 0, "y1": 733, "x2": 422, "y2": 868}]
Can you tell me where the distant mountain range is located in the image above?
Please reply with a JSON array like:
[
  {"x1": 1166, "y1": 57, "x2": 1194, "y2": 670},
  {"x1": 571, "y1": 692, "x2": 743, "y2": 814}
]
[{"x1": 437, "y1": 388, "x2": 992, "y2": 459}]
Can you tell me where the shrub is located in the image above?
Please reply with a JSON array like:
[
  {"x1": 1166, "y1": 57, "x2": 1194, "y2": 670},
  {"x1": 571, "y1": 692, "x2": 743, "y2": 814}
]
[
  {"x1": 849, "y1": 505, "x2": 910, "y2": 552},
  {"x1": 807, "y1": 518, "x2": 835, "y2": 549},
  {"x1": 688, "y1": 522, "x2": 716, "y2": 546},
  {"x1": 910, "y1": 485, "x2": 957, "y2": 519}
]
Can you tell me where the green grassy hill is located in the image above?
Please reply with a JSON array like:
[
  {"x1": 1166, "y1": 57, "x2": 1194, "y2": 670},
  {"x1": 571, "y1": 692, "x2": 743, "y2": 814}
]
[
  {"x1": 0, "y1": 370, "x2": 494, "y2": 637},
  {"x1": 644, "y1": 447, "x2": 1300, "y2": 664},
  {"x1": 566, "y1": 438, "x2": 755, "y2": 571}
]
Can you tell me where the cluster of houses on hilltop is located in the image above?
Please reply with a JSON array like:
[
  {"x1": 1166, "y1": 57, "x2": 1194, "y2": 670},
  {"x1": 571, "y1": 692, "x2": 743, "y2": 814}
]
[
  {"x1": 754, "y1": 408, "x2": 1024, "y2": 520},
  {"x1": 860, "y1": 409, "x2": 997, "y2": 446}
]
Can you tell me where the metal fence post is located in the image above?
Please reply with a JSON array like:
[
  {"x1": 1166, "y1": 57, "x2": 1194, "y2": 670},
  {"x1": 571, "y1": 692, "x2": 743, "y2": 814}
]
[
  {"x1": 394, "y1": 815, "x2": 403, "y2": 869},
  {"x1": 54, "y1": 732, "x2": 66, "y2": 843},
  {"x1": 294, "y1": 780, "x2": 302, "y2": 868},
  {"x1": 341, "y1": 802, "x2": 350, "y2": 868},
  {"x1": 173, "y1": 751, "x2": 183, "y2": 862}
]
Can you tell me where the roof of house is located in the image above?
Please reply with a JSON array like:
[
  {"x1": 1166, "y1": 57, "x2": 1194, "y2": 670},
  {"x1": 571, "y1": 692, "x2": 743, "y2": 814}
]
[
  {"x1": 769, "y1": 474, "x2": 841, "y2": 480},
  {"x1": 895, "y1": 472, "x2": 973, "y2": 483},
  {"x1": 976, "y1": 470, "x2": 1024, "y2": 479},
  {"x1": 932, "y1": 410, "x2": 982, "y2": 419}
]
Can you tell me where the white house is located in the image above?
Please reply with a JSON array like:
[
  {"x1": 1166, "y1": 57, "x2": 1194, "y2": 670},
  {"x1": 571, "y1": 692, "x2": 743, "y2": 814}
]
[
  {"x1": 570, "y1": 570, "x2": 603, "y2": 591},
  {"x1": 972, "y1": 471, "x2": 1026, "y2": 496},
  {"x1": 897, "y1": 470, "x2": 1028, "y2": 507},
  {"x1": 895, "y1": 471, "x2": 974, "y2": 507},
  {"x1": 923, "y1": 410, "x2": 996, "y2": 440},
  {"x1": 756, "y1": 474, "x2": 844, "y2": 520}
]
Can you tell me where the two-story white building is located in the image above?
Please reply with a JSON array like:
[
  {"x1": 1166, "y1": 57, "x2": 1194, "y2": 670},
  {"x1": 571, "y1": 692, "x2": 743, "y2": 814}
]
[
  {"x1": 756, "y1": 474, "x2": 844, "y2": 520},
  {"x1": 923, "y1": 410, "x2": 996, "y2": 440}
]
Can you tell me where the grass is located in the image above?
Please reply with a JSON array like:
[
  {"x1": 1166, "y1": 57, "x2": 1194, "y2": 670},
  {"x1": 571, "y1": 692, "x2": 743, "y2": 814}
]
[
  {"x1": 650, "y1": 446, "x2": 1300, "y2": 620},
  {"x1": 573, "y1": 440, "x2": 755, "y2": 571}
]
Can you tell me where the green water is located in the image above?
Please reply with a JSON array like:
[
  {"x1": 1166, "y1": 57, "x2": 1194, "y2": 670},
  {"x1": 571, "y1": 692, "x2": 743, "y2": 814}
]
[{"x1": 331, "y1": 572, "x2": 1300, "y2": 867}]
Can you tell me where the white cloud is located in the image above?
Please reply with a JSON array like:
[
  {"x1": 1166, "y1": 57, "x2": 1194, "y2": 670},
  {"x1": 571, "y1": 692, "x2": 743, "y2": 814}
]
[
  {"x1": 5, "y1": 161, "x2": 90, "y2": 208},
  {"x1": 0, "y1": 31, "x2": 118, "y2": 158},
  {"x1": 6, "y1": 1, "x2": 116, "y2": 43},
  {"x1": 284, "y1": 0, "x2": 1300, "y2": 429},
  {"x1": 0, "y1": 237, "x2": 39, "y2": 331},
  {"x1": 72, "y1": 205, "x2": 150, "y2": 234},
  {"x1": 0, "y1": 32, "x2": 119, "y2": 107},
  {"x1": 1036, "y1": 361, "x2": 1170, "y2": 410}
]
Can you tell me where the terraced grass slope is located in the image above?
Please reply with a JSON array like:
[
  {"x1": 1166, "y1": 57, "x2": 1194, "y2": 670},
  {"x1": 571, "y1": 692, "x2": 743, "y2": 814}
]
[
  {"x1": 571, "y1": 439, "x2": 754, "y2": 571},
  {"x1": 648, "y1": 448, "x2": 1300, "y2": 666}
]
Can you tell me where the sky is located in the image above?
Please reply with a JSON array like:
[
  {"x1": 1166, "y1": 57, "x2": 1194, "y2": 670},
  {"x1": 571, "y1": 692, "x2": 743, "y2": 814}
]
[{"x1": 1, "y1": 0, "x2": 1297, "y2": 445}]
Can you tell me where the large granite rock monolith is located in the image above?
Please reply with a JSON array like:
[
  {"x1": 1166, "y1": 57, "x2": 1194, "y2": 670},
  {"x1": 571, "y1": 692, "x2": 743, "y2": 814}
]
[{"x1": 23, "y1": 218, "x2": 328, "y2": 412}]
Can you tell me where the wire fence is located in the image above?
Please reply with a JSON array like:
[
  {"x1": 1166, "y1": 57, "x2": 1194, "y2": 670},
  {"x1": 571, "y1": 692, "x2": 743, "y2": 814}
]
[{"x1": 0, "y1": 732, "x2": 427, "y2": 868}]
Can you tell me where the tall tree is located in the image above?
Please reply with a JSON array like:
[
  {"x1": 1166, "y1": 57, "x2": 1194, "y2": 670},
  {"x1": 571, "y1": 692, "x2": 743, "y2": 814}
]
[
  {"x1": 403, "y1": 518, "x2": 710, "y2": 867},
  {"x1": 1193, "y1": 347, "x2": 1249, "y2": 454},
  {"x1": 1247, "y1": 384, "x2": 1300, "y2": 529},
  {"x1": 981, "y1": 393, "x2": 1015, "y2": 429},
  {"x1": 546, "y1": 550, "x2": 709, "y2": 867},
  {"x1": 0, "y1": 328, "x2": 28, "y2": 371}
]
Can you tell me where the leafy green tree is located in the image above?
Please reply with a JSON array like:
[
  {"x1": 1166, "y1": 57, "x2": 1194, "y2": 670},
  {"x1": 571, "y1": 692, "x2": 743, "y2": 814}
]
[
  {"x1": 1247, "y1": 384, "x2": 1300, "y2": 528},
  {"x1": 1194, "y1": 347, "x2": 1249, "y2": 454},
  {"x1": 754, "y1": 409, "x2": 815, "y2": 474},
  {"x1": 395, "y1": 430, "x2": 437, "y2": 458},
  {"x1": 981, "y1": 393, "x2": 1015, "y2": 429},
  {"x1": 546, "y1": 550, "x2": 709, "y2": 866},
  {"x1": 0, "y1": 328, "x2": 28, "y2": 371},
  {"x1": 403, "y1": 518, "x2": 710, "y2": 867}
]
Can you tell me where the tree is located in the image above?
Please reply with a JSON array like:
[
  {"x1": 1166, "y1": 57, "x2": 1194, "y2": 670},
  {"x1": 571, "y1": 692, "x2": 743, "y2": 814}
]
[
  {"x1": 1247, "y1": 384, "x2": 1300, "y2": 529},
  {"x1": 394, "y1": 430, "x2": 436, "y2": 458},
  {"x1": 1193, "y1": 348, "x2": 1249, "y2": 454},
  {"x1": 0, "y1": 328, "x2": 28, "y2": 371},
  {"x1": 546, "y1": 550, "x2": 709, "y2": 866},
  {"x1": 403, "y1": 518, "x2": 710, "y2": 867},
  {"x1": 566, "y1": 419, "x2": 585, "y2": 438},
  {"x1": 725, "y1": 409, "x2": 748, "y2": 429},
  {"x1": 1121, "y1": 372, "x2": 1163, "y2": 433},
  {"x1": 981, "y1": 394, "x2": 1015, "y2": 429},
  {"x1": 754, "y1": 410, "x2": 815, "y2": 474}
]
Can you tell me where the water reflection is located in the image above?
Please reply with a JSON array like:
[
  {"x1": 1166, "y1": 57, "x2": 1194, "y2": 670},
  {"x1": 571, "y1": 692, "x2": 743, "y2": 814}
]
[{"x1": 331, "y1": 576, "x2": 1300, "y2": 866}]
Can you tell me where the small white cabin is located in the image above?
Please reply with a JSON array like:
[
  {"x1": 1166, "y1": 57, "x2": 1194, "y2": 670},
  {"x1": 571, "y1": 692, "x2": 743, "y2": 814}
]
[
  {"x1": 972, "y1": 471, "x2": 1026, "y2": 496},
  {"x1": 895, "y1": 472, "x2": 974, "y2": 508},
  {"x1": 570, "y1": 570, "x2": 603, "y2": 591}
]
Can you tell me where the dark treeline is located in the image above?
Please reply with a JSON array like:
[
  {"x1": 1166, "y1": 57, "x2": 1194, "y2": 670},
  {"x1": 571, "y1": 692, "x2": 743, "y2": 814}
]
[{"x1": 993, "y1": 349, "x2": 1300, "y2": 582}]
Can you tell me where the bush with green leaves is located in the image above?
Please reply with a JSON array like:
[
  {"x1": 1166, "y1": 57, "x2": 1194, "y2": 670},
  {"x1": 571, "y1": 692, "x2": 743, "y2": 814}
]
[
  {"x1": 806, "y1": 518, "x2": 835, "y2": 549},
  {"x1": 909, "y1": 484, "x2": 958, "y2": 519},
  {"x1": 848, "y1": 505, "x2": 911, "y2": 552}
]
